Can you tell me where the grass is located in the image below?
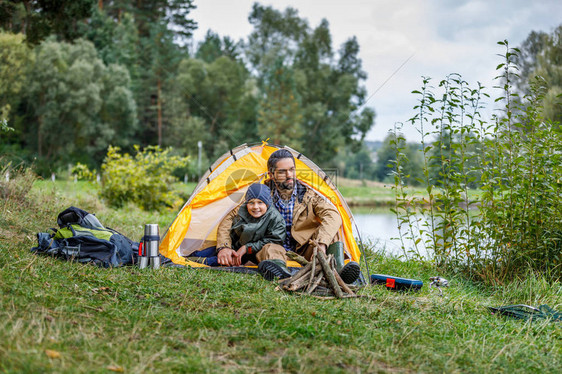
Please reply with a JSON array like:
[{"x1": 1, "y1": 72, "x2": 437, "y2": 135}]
[
  {"x1": 1, "y1": 177, "x2": 561, "y2": 373},
  {"x1": 336, "y1": 178, "x2": 400, "y2": 206}
]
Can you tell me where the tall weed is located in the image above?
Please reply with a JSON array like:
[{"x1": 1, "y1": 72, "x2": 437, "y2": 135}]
[
  {"x1": 0, "y1": 159, "x2": 36, "y2": 211},
  {"x1": 392, "y1": 41, "x2": 562, "y2": 283}
]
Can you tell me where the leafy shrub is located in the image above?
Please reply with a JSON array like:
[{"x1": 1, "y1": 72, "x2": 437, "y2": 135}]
[
  {"x1": 100, "y1": 146, "x2": 189, "y2": 210},
  {"x1": 392, "y1": 41, "x2": 562, "y2": 283},
  {"x1": 71, "y1": 162, "x2": 96, "y2": 181}
]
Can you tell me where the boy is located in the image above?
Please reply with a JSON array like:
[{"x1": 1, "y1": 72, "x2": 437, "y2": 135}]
[{"x1": 191, "y1": 183, "x2": 286, "y2": 267}]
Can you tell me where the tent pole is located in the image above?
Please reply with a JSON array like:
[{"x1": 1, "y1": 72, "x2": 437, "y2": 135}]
[{"x1": 354, "y1": 222, "x2": 372, "y2": 286}]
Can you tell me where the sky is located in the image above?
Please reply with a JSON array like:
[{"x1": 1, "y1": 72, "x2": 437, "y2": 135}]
[{"x1": 190, "y1": 0, "x2": 562, "y2": 142}]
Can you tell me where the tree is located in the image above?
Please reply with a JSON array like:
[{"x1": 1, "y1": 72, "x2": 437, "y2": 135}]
[
  {"x1": 138, "y1": 21, "x2": 183, "y2": 147},
  {"x1": 257, "y1": 59, "x2": 303, "y2": 149},
  {"x1": 80, "y1": 1, "x2": 197, "y2": 148},
  {"x1": 23, "y1": 38, "x2": 137, "y2": 168},
  {"x1": 375, "y1": 133, "x2": 422, "y2": 185},
  {"x1": 0, "y1": 32, "x2": 33, "y2": 124},
  {"x1": 0, "y1": 0, "x2": 95, "y2": 44},
  {"x1": 246, "y1": 3, "x2": 308, "y2": 78},
  {"x1": 335, "y1": 145, "x2": 376, "y2": 180},
  {"x1": 167, "y1": 55, "x2": 257, "y2": 158},
  {"x1": 515, "y1": 24, "x2": 562, "y2": 127},
  {"x1": 196, "y1": 30, "x2": 240, "y2": 63},
  {"x1": 245, "y1": 4, "x2": 376, "y2": 164},
  {"x1": 79, "y1": 8, "x2": 140, "y2": 72}
]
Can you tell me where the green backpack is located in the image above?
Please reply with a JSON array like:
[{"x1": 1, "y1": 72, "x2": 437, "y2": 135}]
[{"x1": 32, "y1": 207, "x2": 138, "y2": 267}]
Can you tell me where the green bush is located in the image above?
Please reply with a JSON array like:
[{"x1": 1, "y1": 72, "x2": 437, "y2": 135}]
[
  {"x1": 100, "y1": 145, "x2": 189, "y2": 211},
  {"x1": 71, "y1": 162, "x2": 96, "y2": 181},
  {"x1": 392, "y1": 41, "x2": 562, "y2": 283}
]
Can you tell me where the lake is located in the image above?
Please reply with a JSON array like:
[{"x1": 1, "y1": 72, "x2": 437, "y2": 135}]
[{"x1": 351, "y1": 207, "x2": 431, "y2": 258}]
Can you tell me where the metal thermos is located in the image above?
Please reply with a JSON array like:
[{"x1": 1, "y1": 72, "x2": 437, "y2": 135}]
[{"x1": 139, "y1": 224, "x2": 160, "y2": 269}]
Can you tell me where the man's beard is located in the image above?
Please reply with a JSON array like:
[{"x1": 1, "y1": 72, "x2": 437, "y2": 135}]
[{"x1": 277, "y1": 178, "x2": 294, "y2": 191}]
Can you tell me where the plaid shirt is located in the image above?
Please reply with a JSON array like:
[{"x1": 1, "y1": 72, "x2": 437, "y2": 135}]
[{"x1": 273, "y1": 187, "x2": 297, "y2": 251}]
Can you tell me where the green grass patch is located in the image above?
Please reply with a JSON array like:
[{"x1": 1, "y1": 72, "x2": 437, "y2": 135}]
[{"x1": 0, "y1": 178, "x2": 560, "y2": 373}]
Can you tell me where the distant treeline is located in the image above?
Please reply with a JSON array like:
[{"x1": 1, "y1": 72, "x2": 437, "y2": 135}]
[{"x1": 1, "y1": 2, "x2": 560, "y2": 183}]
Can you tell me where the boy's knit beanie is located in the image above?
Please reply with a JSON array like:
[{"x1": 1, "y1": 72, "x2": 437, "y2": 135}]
[{"x1": 245, "y1": 183, "x2": 272, "y2": 207}]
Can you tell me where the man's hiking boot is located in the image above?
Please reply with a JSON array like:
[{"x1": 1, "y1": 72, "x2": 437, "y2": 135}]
[
  {"x1": 327, "y1": 242, "x2": 361, "y2": 284},
  {"x1": 258, "y1": 259, "x2": 291, "y2": 281}
]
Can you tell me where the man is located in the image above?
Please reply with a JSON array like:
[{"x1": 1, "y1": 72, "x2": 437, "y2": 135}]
[{"x1": 256, "y1": 149, "x2": 361, "y2": 283}]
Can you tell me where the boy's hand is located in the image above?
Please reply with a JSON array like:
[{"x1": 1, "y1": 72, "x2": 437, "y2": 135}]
[
  {"x1": 217, "y1": 247, "x2": 238, "y2": 266},
  {"x1": 234, "y1": 245, "x2": 247, "y2": 266}
]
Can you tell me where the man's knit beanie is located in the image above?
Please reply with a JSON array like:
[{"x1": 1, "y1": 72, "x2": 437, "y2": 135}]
[{"x1": 245, "y1": 183, "x2": 272, "y2": 208}]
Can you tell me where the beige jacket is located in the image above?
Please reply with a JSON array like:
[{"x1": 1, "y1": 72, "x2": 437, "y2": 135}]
[
  {"x1": 287, "y1": 183, "x2": 342, "y2": 250},
  {"x1": 216, "y1": 180, "x2": 342, "y2": 251}
]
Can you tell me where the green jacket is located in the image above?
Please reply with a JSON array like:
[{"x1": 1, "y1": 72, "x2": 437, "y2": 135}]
[{"x1": 219, "y1": 203, "x2": 286, "y2": 255}]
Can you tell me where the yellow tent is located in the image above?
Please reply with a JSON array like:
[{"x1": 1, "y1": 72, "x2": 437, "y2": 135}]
[{"x1": 160, "y1": 143, "x2": 362, "y2": 268}]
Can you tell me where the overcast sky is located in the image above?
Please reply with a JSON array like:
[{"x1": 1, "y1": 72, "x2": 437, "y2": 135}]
[{"x1": 190, "y1": 0, "x2": 561, "y2": 142}]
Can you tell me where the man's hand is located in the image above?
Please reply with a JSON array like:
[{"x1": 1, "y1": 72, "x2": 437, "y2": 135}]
[
  {"x1": 217, "y1": 247, "x2": 238, "y2": 266},
  {"x1": 234, "y1": 245, "x2": 247, "y2": 266},
  {"x1": 309, "y1": 238, "x2": 327, "y2": 254}
]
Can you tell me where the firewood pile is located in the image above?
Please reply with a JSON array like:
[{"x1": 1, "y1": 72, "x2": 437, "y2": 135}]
[{"x1": 278, "y1": 249, "x2": 356, "y2": 298}]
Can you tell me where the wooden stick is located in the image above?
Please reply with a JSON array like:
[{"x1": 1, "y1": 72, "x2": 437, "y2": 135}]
[
  {"x1": 286, "y1": 251, "x2": 309, "y2": 265},
  {"x1": 317, "y1": 251, "x2": 344, "y2": 298},
  {"x1": 284, "y1": 263, "x2": 316, "y2": 291},
  {"x1": 333, "y1": 267, "x2": 356, "y2": 296},
  {"x1": 306, "y1": 266, "x2": 324, "y2": 294},
  {"x1": 307, "y1": 247, "x2": 318, "y2": 290},
  {"x1": 287, "y1": 261, "x2": 313, "y2": 283},
  {"x1": 286, "y1": 274, "x2": 314, "y2": 291},
  {"x1": 278, "y1": 260, "x2": 313, "y2": 287},
  {"x1": 329, "y1": 256, "x2": 355, "y2": 296}
]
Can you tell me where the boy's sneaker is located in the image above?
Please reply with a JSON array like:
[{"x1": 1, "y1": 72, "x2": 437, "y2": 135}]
[{"x1": 258, "y1": 259, "x2": 291, "y2": 281}]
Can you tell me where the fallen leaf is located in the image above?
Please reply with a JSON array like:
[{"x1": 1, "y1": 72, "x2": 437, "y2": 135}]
[
  {"x1": 45, "y1": 349, "x2": 61, "y2": 359},
  {"x1": 107, "y1": 365, "x2": 125, "y2": 372}
]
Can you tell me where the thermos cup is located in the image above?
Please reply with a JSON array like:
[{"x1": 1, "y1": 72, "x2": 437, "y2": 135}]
[{"x1": 138, "y1": 224, "x2": 160, "y2": 269}]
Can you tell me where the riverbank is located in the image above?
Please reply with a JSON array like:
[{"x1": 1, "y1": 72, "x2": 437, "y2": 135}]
[{"x1": 1, "y1": 178, "x2": 559, "y2": 372}]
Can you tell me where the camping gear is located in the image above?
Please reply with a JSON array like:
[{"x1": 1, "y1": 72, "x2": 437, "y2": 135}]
[
  {"x1": 32, "y1": 207, "x2": 138, "y2": 267},
  {"x1": 57, "y1": 206, "x2": 105, "y2": 230},
  {"x1": 429, "y1": 276, "x2": 449, "y2": 296},
  {"x1": 488, "y1": 304, "x2": 562, "y2": 322},
  {"x1": 159, "y1": 143, "x2": 368, "y2": 277},
  {"x1": 370, "y1": 274, "x2": 423, "y2": 291},
  {"x1": 139, "y1": 224, "x2": 160, "y2": 269}
]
